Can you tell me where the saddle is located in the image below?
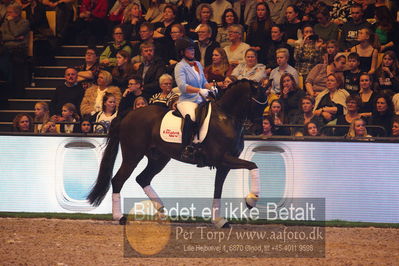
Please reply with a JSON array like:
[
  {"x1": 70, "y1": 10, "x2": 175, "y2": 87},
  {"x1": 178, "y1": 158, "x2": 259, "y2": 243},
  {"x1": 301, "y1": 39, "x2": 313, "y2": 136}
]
[{"x1": 160, "y1": 102, "x2": 212, "y2": 144}]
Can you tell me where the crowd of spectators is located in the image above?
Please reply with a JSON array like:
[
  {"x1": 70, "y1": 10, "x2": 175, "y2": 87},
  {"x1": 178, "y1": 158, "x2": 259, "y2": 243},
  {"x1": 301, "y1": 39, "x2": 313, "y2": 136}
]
[{"x1": 4, "y1": 0, "x2": 399, "y2": 139}]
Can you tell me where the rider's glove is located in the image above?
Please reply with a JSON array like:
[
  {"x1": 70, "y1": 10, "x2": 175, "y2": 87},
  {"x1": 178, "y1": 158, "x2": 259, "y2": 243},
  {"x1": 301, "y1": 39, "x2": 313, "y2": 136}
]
[{"x1": 199, "y1": 88, "x2": 209, "y2": 98}]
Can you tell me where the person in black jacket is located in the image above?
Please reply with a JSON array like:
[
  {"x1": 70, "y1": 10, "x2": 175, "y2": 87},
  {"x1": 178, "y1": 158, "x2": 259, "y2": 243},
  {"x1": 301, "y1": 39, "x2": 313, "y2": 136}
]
[
  {"x1": 194, "y1": 23, "x2": 219, "y2": 68},
  {"x1": 136, "y1": 41, "x2": 165, "y2": 101}
]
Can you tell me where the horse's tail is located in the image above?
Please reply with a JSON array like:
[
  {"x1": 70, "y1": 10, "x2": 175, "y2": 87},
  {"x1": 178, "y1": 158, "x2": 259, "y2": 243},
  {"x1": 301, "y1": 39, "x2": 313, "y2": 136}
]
[{"x1": 87, "y1": 116, "x2": 122, "y2": 206}]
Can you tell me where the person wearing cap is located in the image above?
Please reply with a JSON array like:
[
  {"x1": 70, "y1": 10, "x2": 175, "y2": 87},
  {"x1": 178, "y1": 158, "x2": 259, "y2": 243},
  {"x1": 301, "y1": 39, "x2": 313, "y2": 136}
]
[{"x1": 174, "y1": 37, "x2": 214, "y2": 161}]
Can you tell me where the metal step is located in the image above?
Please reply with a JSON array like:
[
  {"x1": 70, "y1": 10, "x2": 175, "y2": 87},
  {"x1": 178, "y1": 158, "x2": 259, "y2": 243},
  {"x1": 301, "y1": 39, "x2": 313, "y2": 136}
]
[
  {"x1": 33, "y1": 77, "x2": 64, "y2": 88},
  {"x1": 0, "y1": 122, "x2": 12, "y2": 132},
  {"x1": 57, "y1": 45, "x2": 104, "y2": 56},
  {"x1": 25, "y1": 87, "x2": 56, "y2": 99},
  {"x1": 0, "y1": 110, "x2": 35, "y2": 121},
  {"x1": 8, "y1": 99, "x2": 51, "y2": 110},
  {"x1": 34, "y1": 66, "x2": 67, "y2": 77},
  {"x1": 54, "y1": 56, "x2": 84, "y2": 66}
]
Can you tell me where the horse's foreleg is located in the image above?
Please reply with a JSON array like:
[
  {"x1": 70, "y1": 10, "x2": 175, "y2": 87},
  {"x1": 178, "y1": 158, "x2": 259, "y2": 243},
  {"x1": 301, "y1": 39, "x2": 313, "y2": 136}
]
[
  {"x1": 136, "y1": 155, "x2": 171, "y2": 214},
  {"x1": 212, "y1": 167, "x2": 231, "y2": 228},
  {"x1": 220, "y1": 154, "x2": 260, "y2": 209}
]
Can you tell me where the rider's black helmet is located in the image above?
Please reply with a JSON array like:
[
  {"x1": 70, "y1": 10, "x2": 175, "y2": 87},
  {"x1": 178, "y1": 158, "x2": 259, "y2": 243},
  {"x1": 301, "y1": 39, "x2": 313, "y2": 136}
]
[{"x1": 175, "y1": 37, "x2": 195, "y2": 55}]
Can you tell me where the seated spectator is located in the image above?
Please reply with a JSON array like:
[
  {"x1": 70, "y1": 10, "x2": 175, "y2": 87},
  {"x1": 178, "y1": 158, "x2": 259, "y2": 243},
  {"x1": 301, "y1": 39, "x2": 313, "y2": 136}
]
[
  {"x1": 12, "y1": 113, "x2": 34, "y2": 132},
  {"x1": 108, "y1": 0, "x2": 131, "y2": 26},
  {"x1": 111, "y1": 50, "x2": 134, "y2": 88},
  {"x1": 323, "y1": 40, "x2": 339, "y2": 65},
  {"x1": 391, "y1": 116, "x2": 399, "y2": 137},
  {"x1": 218, "y1": 75, "x2": 237, "y2": 97},
  {"x1": 375, "y1": 51, "x2": 399, "y2": 95},
  {"x1": 119, "y1": 76, "x2": 143, "y2": 115},
  {"x1": 368, "y1": 94, "x2": 394, "y2": 136},
  {"x1": 204, "y1": 47, "x2": 233, "y2": 87},
  {"x1": 73, "y1": 0, "x2": 108, "y2": 44},
  {"x1": 246, "y1": 2, "x2": 272, "y2": 64},
  {"x1": 210, "y1": 0, "x2": 231, "y2": 26},
  {"x1": 187, "y1": 3, "x2": 217, "y2": 41},
  {"x1": 122, "y1": 2, "x2": 145, "y2": 43},
  {"x1": 216, "y1": 8, "x2": 238, "y2": 48},
  {"x1": 166, "y1": 23, "x2": 186, "y2": 66},
  {"x1": 345, "y1": 118, "x2": 371, "y2": 138},
  {"x1": 294, "y1": 24, "x2": 323, "y2": 80},
  {"x1": 373, "y1": 6, "x2": 399, "y2": 55},
  {"x1": 264, "y1": 24, "x2": 293, "y2": 72},
  {"x1": 335, "y1": 94, "x2": 363, "y2": 136},
  {"x1": 231, "y1": 48, "x2": 266, "y2": 83},
  {"x1": 80, "y1": 70, "x2": 122, "y2": 116},
  {"x1": 149, "y1": 74, "x2": 179, "y2": 109},
  {"x1": 145, "y1": 0, "x2": 165, "y2": 23},
  {"x1": 339, "y1": 4, "x2": 371, "y2": 51},
  {"x1": 330, "y1": 0, "x2": 354, "y2": 25},
  {"x1": 51, "y1": 68, "x2": 84, "y2": 116},
  {"x1": 314, "y1": 73, "x2": 350, "y2": 123},
  {"x1": 79, "y1": 119, "x2": 92, "y2": 134},
  {"x1": 91, "y1": 92, "x2": 118, "y2": 134},
  {"x1": 350, "y1": 27, "x2": 378, "y2": 74},
  {"x1": 194, "y1": 23, "x2": 220, "y2": 68},
  {"x1": 303, "y1": 121, "x2": 320, "y2": 137},
  {"x1": 136, "y1": 41, "x2": 165, "y2": 100},
  {"x1": 131, "y1": 22, "x2": 163, "y2": 62},
  {"x1": 306, "y1": 53, "x2": 346, "y2": 97},
  {"x1": 223, "y1": 24, "x2": 250, "y2": 67},
  {"x1": 41, "y1": 119, "x2": 59, "y2": 134},
  {"x1": 152, "y1": 4, "x2": 177, "y2": 42},
  {"x1": 268, "y1": 48, "x2": 298, "y2": 95},
  {"x1": 0, "y1": 4, "x2": 30, "y2": 98},
  {"x1": 267, "y1": 99, "x2": 289, "y2": 135},
  {"x1": 77, "y1": 47, "x2": 100, "y2": 90},
  {"x1": 176, "y1": 0, "x2": 198, "y2": 26},
  {"x1": 259, "y1": 115, "x2": 274, "y2": 138},
  {"x1": 233, "y1": 0, "x2": 256, "y2": 29},
  {"x1": 290, "y1": 96, "x2": 324, "y2": 135},
  {"x1": 283, "y1": 5, "x2": 302, "y2": 47},
  {"x1": 314, "y1": 7, "x2": 339, "y2": 42},
  {"x1": 358, "y1": 73, "x2": 377, "y2": 117},
  {"x1": 34, "y1": 101, "x2": 50, "y2": 133},
  {"x1": 280, "y1": 73, "x2": 306, "y2": 118},
  {"x1": 134, "y1": 96, "x2": 148, "y2": 109},
  {"x1": 266, "y1": 0, "x2": 290, "y2": 25},
  {"x1": 100, "y1": 25, "x2": 132, "y2": 69},
  {"x1": 59, "y1": 103, "x2": 80, "y2": 133},
  {"x1": 344, "y1": 52, "x2": 362, "y2": 94}
]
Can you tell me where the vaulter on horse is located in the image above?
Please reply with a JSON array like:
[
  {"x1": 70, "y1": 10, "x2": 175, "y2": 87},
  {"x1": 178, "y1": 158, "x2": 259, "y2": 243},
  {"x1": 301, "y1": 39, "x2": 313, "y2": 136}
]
[{"x1": 174, "y1": 37, "x2": 216, "y2": 161}]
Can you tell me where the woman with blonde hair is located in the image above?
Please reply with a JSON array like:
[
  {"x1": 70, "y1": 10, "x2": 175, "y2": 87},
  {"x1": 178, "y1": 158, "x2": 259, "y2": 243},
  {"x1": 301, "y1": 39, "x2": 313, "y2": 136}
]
[
  {"x1": 350, "y1": 27, "x2": 379, "y2": 74},
  {"x1": 80, "y1": 70, "x2": 122, "y2": 116},
  {"x1": 122, "y1": 2, "x2": 145, "y2": 43},
  {"x1": 346, "y1": 118, "x2": 371, "y2": 138},
  {"x1": 33, "y1": 101, "x2": 50, "y2": 133},
  {"x1": 204, "y1": 47, "x2": 233, "y2": 87},
  {"x1": 188, "y1": 3, "x2": 217, "y2": 41}
]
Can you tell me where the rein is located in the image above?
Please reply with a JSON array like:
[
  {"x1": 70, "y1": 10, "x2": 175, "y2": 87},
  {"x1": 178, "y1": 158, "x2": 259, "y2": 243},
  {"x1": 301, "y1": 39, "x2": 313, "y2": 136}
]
[{"x1": 251, "y1": 97, "x2": 268, "y2": 105}]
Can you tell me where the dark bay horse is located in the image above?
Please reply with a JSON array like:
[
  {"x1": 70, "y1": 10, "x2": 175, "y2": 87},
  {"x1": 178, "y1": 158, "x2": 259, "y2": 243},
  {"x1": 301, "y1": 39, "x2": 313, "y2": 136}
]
[{"x1": 87, "y1": 80, "x2": 263, "y2": 228}]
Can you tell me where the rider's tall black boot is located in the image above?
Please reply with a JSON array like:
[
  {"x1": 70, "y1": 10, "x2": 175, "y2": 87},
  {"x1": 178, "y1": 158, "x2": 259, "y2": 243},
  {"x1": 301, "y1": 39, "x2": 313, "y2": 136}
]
[{"x1": 181, "y1": 115, "x2": 195, "y2": 161}]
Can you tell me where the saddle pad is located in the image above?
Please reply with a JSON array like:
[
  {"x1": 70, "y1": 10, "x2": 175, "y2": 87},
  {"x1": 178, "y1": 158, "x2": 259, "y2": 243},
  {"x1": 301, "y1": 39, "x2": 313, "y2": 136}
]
[{"x1": 160, "y1": 104, "x2": 212, "y2": 144}]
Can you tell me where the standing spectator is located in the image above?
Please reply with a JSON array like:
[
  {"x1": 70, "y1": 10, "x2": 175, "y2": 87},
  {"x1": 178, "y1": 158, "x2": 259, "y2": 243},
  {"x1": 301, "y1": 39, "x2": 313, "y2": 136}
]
[
  {"x1": 375, "y1": 50, "x2": 399, "y2": 95},
  {"x1": 194, "y1": 23, "x2": 220, "y2": 68},
  {"x1": 223, "y1": 24, "x2": 250, "y2": 67},
  {"x1": 91, "y1": 92, "x2": 118, "y2": 134},
  {"x1": 368, "y1": 94, "x2": 394, "y2": 136},
  {"x1": 12, "y1": 113, "x2": 34, "y2": 132},
  {"x1": 265, "y1": 0, "x2": 292, "y2": 25},
  {"x1": 80, "y1": 70, "x2": 122, "y2": 116},
  {"x1": 216, "y1": 8, "x2": 238, "y2": 48},
  {"x1": 314, "y1": 7, "x2": 339, "y2": 42},
  {"x1": 77, "y1": 47, "x2": 100, "y2": 90},
  {"x1": 231, "y1": 48, "x2": 266, "y2": 83},
  {"x1": 268, "y1": 48, "x2": 298, "y2": 95},
  {"x1": 344, "y1": 52, "x2": 362, "y2": 94},
  {"x1": 246, "y1": 2, "x2": 272, "y2": 64},
  {"x1": 339, "y1": 4, "x2": 371, "y2": 51},
  {"x1": 204, "y1": 47, "x2": 233, "y2": 86},
  {"x1": 294, "y1": 24, "x2": 323, "y2": 80},
  {"x1": 74, "y1": 0, "x2": 108, "y2": 44},
  {"x1": 136, "y1": 41, "x2": 166, "y2": 100},
  {"x1": 233, "y1": 0, "x2": 256, "y2": 28},
  {"x1": 350, "y1": 27, "x2": 378, "y2": 74},
  {"x1": 100, "y1": 25, "x2": 132, "y2": 69},
  {"x1": 210, "y1": 0, "x2": 231, "y2": 26},
  {"x1": 51, "y1": 68, "x2": 84, "y2": 116},
  {"x1": 149, "y1": 74, "x2": 179, "y2": 109},
  {"x1": 0, "y1": 4, "x2": 30, "y2": 98},
  {"x1": 330, "y1": 0, "x2": 354, "y2": 25}
]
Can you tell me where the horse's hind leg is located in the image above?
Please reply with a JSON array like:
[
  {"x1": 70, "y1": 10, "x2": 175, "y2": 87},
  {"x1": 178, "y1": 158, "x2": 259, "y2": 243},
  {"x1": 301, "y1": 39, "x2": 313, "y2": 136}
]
[
  {"x1": 111, "y1": 151, "x2": 144, "y2": 223},
  {"x1": 136, "y1": 154, "x2": 171, "y2": 213}
]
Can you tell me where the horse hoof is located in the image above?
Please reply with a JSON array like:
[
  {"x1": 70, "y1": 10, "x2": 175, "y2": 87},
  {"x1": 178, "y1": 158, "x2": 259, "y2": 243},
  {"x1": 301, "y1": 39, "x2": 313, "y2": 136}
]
[
  {"x1": 222, "y1": 222, "x2": 230, "y2": 228},
  {"x1": 212, "y1": 217, "x2": 229, "y2": 229},
  {"x1": 119, "y1": 216, "x2": 127, "y2": 225},
  {"x1": 245, "y1": 193, "x2": 259, "y2": 210}
]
